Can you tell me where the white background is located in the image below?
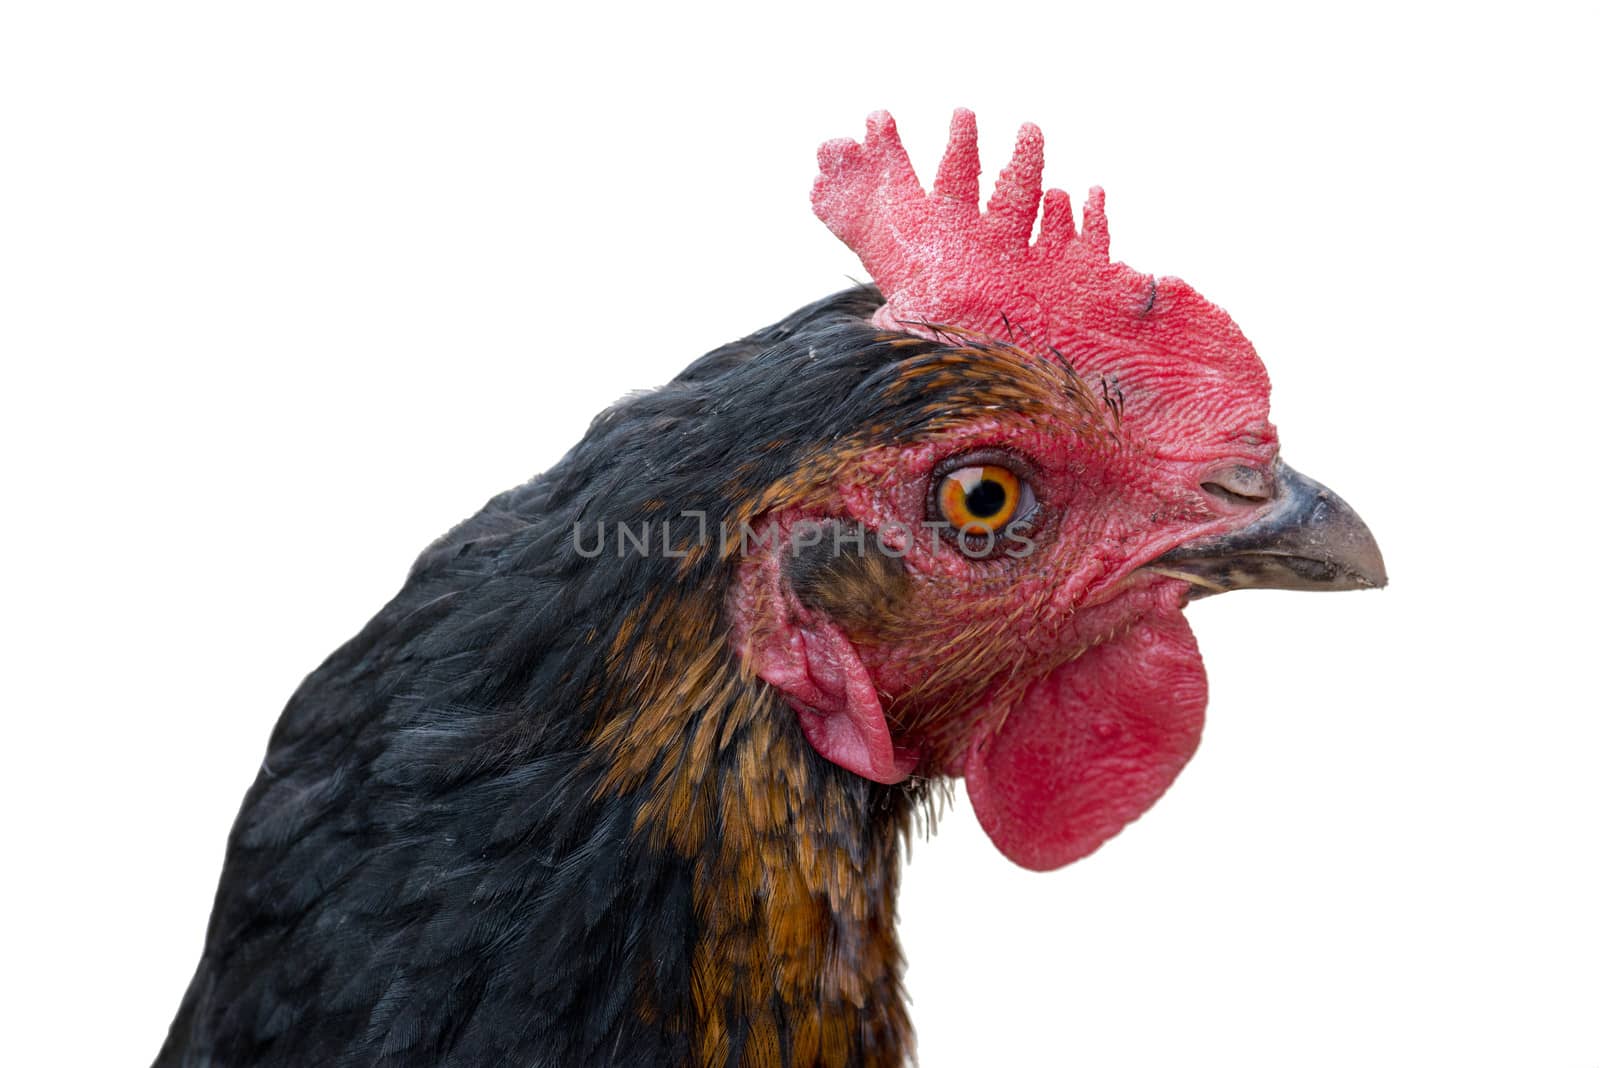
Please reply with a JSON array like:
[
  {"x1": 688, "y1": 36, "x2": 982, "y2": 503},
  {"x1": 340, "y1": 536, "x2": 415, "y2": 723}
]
[{"x1": 3, "y1": 2, "x2": 1596, "y2": 1065}]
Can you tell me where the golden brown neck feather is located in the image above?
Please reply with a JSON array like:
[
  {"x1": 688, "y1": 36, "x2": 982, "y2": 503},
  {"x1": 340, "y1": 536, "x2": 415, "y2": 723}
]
[{"x1": 588, "y1": 590, "x2": 915, "y2": 1068}]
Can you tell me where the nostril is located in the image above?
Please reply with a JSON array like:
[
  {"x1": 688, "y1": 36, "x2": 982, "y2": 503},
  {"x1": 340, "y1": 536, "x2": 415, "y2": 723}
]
[{"x1": 1201, "y1": 465, "x2": 1273, "y2": 507}]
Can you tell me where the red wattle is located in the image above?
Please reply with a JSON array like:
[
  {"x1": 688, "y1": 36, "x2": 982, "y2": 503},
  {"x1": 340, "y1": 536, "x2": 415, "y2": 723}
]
[{"x1": 965, "y1": 610, "x2": 1208, "y2": 871}]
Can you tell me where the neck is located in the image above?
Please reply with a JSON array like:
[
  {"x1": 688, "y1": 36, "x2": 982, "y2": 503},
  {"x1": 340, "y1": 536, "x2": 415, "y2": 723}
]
[
  {"x1": 588, "y1": 609, "x2": 917, "y2": 1067},
  {"x1": 689, "y1": 709, "x2": 912, "y2": 1067}
]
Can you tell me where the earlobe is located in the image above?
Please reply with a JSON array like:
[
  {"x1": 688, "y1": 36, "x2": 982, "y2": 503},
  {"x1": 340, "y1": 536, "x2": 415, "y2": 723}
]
[
  {"x1": 748, "y1": 605, "x2": 916, "y2": 784},
  {"x1": 728, "y1": 517, "x2": 918, "y2": 784}
]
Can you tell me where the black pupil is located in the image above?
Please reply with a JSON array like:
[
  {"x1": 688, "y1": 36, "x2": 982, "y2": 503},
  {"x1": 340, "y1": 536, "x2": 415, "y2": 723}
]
[{"x1": 965, "y1": 478, "x2": 1008, "y2": 519}]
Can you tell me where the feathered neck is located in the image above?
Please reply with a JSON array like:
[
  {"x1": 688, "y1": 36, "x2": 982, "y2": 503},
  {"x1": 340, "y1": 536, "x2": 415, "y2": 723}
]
[{"x1": 585, "y1": 582, "x2": 918, "y2": 1066}]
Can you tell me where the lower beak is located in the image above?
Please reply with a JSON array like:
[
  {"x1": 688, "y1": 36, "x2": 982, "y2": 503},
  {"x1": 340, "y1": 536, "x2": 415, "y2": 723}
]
[{"x1": 1150, "y1": 460, "x2": 1387, "y2": 599}]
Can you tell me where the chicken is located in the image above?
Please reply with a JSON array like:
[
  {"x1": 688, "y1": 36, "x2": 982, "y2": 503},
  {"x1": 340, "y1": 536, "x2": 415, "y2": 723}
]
[{"x1": 156, "y1": 109, "x2": 1385, "y2": 1067}]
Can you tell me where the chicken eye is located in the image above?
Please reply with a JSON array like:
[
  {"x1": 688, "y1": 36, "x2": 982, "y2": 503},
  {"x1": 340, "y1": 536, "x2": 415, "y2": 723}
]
[{"x1": 935, "y1": 464, "x2": 1033, "y2": 535}]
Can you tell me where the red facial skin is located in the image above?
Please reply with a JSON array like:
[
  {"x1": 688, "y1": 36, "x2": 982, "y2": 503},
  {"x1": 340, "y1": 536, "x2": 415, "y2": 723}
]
[
  {"x1": 730, "y1": 110, "x2": 1282, "y2": 870},
  {"x1": 730, "y1": 382, "x2": 1279, "y2": 869}
]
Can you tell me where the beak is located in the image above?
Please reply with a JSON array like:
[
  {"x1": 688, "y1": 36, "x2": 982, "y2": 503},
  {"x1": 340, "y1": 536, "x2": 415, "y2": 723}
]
[{"x1": 1151, "y1": 460, "x2": 1387, "y2": 599}]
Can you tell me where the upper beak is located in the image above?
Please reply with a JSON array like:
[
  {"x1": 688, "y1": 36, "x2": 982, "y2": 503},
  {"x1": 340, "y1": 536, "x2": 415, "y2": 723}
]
[{"x1": 1151, "y1": 460, "x2": 1387, "y2": 599}]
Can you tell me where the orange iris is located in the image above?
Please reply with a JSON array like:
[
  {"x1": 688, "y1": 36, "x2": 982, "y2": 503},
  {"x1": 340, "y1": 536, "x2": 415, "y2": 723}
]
[{"x1": 937, "y1": 464, "x2": 1022, "y2": 533}]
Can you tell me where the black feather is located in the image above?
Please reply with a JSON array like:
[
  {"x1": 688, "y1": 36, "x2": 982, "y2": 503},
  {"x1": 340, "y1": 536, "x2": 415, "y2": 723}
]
[{"x1": 156, "y1": 287, "x2": 970, "y2": 1066}]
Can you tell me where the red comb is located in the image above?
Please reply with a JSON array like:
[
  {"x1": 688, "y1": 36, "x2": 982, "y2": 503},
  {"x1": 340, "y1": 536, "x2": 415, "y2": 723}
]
[{"x1": 812, "y1": 109, "x2": 1267, "y2": 397}]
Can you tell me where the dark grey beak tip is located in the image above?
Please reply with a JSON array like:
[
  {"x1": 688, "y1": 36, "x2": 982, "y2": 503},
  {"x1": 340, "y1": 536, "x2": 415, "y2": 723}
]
[{"x1": 1153, "y1": 460, "x2": 1387, "y2": 598}]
